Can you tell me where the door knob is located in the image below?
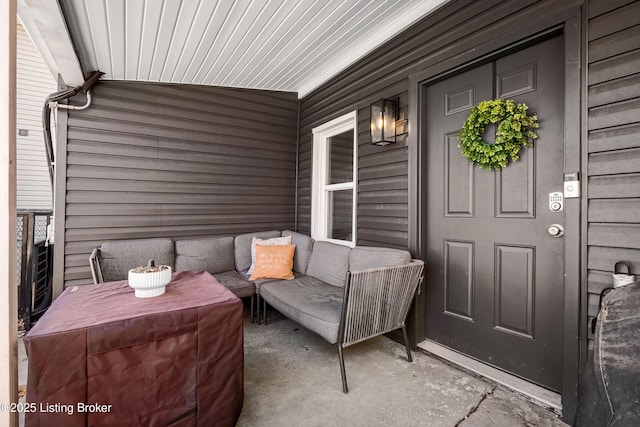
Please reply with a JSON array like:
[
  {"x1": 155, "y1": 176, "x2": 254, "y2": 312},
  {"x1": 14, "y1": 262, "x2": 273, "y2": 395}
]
[{"x1": 547, "y1": 224, "x2": 564, "y2": 237}]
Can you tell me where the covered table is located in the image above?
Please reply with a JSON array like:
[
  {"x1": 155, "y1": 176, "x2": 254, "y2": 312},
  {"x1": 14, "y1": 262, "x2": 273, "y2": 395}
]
[{"x1": 24, "y1": 270, "x2": 244, "y2": 427}]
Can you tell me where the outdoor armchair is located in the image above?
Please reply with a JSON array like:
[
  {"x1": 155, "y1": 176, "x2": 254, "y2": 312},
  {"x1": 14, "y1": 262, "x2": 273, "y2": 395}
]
[{"x1": 338, "y1": 260, "x2": 424, "y2": 392}]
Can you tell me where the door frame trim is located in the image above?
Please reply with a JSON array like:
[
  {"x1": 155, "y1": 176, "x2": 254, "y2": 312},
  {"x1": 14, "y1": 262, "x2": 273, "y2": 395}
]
[{"x1": 407, "y1": 8, "x2": 583, "y2": 423}]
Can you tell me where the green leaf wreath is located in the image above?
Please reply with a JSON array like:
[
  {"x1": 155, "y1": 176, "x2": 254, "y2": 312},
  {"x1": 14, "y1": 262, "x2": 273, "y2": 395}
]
[{"x1": 458, "y1": 99, "x2": 539, "y2": 170}]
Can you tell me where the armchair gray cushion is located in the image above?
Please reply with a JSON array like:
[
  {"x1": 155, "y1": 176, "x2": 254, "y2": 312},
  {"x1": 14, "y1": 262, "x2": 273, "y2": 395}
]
[
  {"x1": 349, "y1": 246, "x2": 412, "y2": 272},
  {"x1": 175, "y1": 237, "x2": 235, "y2": 274},
  {"x1": 260, "y1": 276, "x2": 343, "y2": 344},
  {"x1": 252, "y1": 272, "x2": 303, "y2": 295},
  {"x1": 305, "y1": 241, "x2": 351, "y2": 288},
  {"x1": 282, "y1": 230, "x2": 314, "y2": 274},
  {"x1": 234, "y1": 230, "x2": 281, "y2": 272},
  {"x1": 99, "y1": 238, "x2": 175, "y2": 282}
]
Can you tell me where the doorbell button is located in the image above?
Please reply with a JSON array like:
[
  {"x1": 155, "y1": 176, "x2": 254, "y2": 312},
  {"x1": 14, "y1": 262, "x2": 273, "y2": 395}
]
[
  {"x1": 564, "y1": 172, "x2": 580, "y2": 198},
  {"x1": 564, "y1": 179, "x2": 580, "y2": 198}
]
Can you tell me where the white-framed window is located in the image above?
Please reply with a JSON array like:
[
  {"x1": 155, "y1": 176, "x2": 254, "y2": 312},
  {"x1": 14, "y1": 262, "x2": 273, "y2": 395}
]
[{"x1": 311, "y1": 111, "x2": 357, "y2": 247}]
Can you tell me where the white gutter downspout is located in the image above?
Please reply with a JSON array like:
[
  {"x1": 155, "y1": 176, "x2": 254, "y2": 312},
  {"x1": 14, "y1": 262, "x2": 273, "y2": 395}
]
[{"x1": 45, "y1": 90, "x2": 93, "y2": 246}]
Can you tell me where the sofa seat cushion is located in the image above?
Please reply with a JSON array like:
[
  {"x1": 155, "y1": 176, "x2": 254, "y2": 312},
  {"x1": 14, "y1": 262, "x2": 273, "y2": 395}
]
[
  {"x1": 100, "y1": 238, "x2": 175, "y2": 282},
  {"x1": 175, "y1": 237, "x2": 235, "y2": 274},
  {"x1": 252, "y1": 272, "x2": 303, "y2": 295},
  {"x1": 261, "y1": 276, "x2": 344, "y2": 344},
  {"x1": 349, "y1": 246, "x2": 411, "y2": 272},
  {"x1": 213, "y1": 270, "x2": 255, "y2": 299},
  {"x1": 305, "y1": 241, "x2": 351, "y2": 288}
]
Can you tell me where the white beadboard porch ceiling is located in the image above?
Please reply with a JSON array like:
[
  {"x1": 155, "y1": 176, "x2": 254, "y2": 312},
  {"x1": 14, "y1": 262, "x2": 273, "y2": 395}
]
[{"x1": 58, "y1": 0, "x2": 448, "y2": 97}]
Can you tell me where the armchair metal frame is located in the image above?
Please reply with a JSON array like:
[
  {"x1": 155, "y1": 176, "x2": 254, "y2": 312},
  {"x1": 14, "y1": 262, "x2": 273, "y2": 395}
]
[
  {"x1": 89, "y1": 247, "x2": 104, "y2": 284},
  {"x1": 338, "y1": 260, "x2": 424, "y2": 393}
]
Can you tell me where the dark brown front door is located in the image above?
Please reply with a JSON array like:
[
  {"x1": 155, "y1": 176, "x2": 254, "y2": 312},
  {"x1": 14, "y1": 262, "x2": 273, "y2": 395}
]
[{"x1": 424, "y1": 36, "x2": 565, "y2": 391}]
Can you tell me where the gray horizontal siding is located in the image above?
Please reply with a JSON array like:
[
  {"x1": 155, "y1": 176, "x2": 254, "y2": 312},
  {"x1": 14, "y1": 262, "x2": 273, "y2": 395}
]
[
  {"x1": 586, "y1": 0, "x2": 640, "y2": 341},
  {"x1": 297, "y1": 0, "x2": 579, "y2": 251},
  {"x1": 62, "y1": 81, "x2": 297, "y2": 286},
  {"x1": 356, "y1": 93, "x2": 409, "y2": 249}
]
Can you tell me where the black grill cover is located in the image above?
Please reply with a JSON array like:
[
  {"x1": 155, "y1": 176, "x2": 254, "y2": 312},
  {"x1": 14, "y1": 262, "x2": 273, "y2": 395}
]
[{"x1": 575, "y1": 282, "x2": 640, "y2": 426}]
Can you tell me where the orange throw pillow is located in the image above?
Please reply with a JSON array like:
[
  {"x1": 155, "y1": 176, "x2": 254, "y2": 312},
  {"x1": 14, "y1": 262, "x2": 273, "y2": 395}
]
[{"x1": 249, "y1": 244, "x2": 295, "y2": 281}]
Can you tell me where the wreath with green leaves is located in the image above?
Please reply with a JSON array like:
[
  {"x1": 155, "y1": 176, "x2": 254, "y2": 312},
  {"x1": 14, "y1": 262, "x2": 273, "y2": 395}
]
[{"x1": 458, "y1": 99, "x2": 539, "y2": 170}]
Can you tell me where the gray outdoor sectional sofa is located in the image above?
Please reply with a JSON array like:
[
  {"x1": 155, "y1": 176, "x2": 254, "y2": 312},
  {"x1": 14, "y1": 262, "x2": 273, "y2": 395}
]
[{"x1": 89, "y1": 229, "x2": 424, "y2": 392}]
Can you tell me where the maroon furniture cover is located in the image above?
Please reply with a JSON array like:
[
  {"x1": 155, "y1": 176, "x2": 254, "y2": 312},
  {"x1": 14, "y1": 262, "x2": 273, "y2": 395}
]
[{"x1": 24, "y1": 270, "x2": 243, "y2": 427}]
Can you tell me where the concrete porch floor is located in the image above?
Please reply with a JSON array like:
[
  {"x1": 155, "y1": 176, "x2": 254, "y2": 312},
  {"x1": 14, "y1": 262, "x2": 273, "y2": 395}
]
[
  {"x1": 238, "y1": 308, "x2": 568, "y2": 426},
  {"x1": 18, "y1": 305, "x2": 569, "y2": 426}
]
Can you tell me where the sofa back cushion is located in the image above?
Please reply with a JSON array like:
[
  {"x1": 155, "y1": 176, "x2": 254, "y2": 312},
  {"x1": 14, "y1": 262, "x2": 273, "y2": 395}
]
[
  {"x1": 99, "y1": 238, "x2": 175, "y2": 282},
  {"x1": 282, "y1": 230, "x2": 314, "y2": 274},
  {"x1": 175, "y1": 237, "x2": 235, "y2": 274},
  {"x1": 305, "y1": 241, "x2": 351, "y2": 287},
  {"x1": 234, "y1": 230, "x2": 281, "y2": 272},
  {"x1": 349, "y1": 246, "x2": 412, "y2": 272}
]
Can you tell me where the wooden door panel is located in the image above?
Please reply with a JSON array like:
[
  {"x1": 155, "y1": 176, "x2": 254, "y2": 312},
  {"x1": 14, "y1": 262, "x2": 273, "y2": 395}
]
[
  {"x1": 445, "y1": 133, "x2": 474, "y2": 217},
  {"x1": 496, "y1": 62, "x2": 537, "y2": 98},
  {"x1": 494, "y1": 244, "x2": 535, "y2": 338},
  {"x1": 425, "y1": 36, "x2": 565, "y2": 392},
  {"x1": 445, "y1": 85, "x2": 475, "y2": 115},
  {"x1": 495, "y1": 146, "x2": 535, "y2": 217},
  {"x1": 444, "y1": 240, "x2": 474, "y2": 320}
]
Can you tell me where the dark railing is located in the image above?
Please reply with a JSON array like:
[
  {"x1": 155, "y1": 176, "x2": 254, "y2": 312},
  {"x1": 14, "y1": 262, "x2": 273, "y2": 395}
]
[{"x1": 17, "y1": 211, "x2": 53, "y2": 330}]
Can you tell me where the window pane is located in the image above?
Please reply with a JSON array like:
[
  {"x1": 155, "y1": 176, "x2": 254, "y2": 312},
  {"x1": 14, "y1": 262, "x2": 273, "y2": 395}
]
[
  {"x1": 328, "y1": 130, "x2": 353, "y2": 184},
  {"x1": 328, "y1": 190, "x2": 353, "y2": 241}
]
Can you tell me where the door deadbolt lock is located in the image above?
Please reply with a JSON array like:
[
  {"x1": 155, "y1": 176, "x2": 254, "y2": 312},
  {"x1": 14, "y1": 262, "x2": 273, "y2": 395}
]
[
  {"x1": 549, "y1": 192, "x2": 564, "y2": 212},
  {"x1": 548, "y1": 224, "x2": 564, "y2": 237}
]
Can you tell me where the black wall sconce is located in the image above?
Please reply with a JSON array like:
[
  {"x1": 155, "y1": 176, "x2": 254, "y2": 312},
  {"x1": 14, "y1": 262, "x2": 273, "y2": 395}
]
[{"x1": 370, "y1": 97, "x2": 407, "y2": 146}]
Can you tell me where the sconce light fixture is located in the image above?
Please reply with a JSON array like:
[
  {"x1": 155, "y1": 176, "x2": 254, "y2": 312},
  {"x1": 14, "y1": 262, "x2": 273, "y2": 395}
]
[{"x1": 370, "y1": 97, "x2": 406, "y2": 146}]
